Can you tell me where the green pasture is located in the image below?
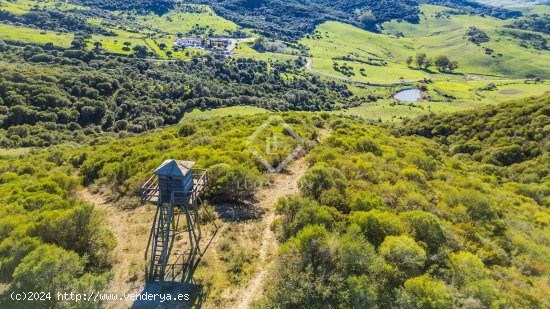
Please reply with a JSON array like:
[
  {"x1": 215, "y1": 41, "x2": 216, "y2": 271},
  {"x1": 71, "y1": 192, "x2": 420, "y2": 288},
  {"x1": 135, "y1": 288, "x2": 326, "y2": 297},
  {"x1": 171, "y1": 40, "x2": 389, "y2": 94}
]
[
  {"x1": 0, "y1": 24, "x2": 73, "y2": 47},
  {"x1": 311, "y1": 58, "x2": 431, "y2": 84},
  {"x1": 301, "y1": 5, "x2": 550, "y2": 85},
  {"x1": 0, "y1": 0, "x2": 33, "y2": 14},
  {"x1": 135, "y1": 4, "x2": 239, "y2": 36},
  {"x1": 0, "y1": 0, "x2": 89, "y2": 14},
  {"x1": 182, "y1": 106, "x2": 270, "y2": 121},
  {"x1": 476, "y1": 1, "x2": 550, "y2": 14},
  {"x1": 90, "y1": 28, "x2": 149, "y2": 54},
  {"x1": 432, "y1": 80, "x2": 550, "y2": 104},
  {"x1": 340, "y1": 80, "x2": 550, "y2": 122},
  {"x1": 383, "y1": 5, "x2": 550, "y2": 78}
]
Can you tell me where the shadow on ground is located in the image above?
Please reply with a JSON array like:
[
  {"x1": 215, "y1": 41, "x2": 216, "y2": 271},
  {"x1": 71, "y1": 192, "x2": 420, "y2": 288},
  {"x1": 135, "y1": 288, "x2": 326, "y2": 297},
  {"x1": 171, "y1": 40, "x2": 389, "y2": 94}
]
[
  {"x1": 132, "y1": 218, "x2": 218, "y2": 308},
  {"x1": 213, "y1": 203, "x2": 265, "y2": 222},
  {"x1": 130, "y1": 280, "x2": 206, "y2": 309}
]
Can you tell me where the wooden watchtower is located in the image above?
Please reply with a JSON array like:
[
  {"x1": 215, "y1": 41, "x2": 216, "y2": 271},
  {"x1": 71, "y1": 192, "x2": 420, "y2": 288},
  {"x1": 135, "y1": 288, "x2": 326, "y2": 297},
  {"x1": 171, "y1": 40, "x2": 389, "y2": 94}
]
[{"x1": 140, "y1": 159, "x2": 208, "y2": 282}]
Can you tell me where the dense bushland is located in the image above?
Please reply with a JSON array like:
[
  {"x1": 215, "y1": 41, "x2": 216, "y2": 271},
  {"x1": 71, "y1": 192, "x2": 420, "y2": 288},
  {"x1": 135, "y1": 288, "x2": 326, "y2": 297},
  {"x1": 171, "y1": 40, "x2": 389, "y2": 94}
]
[
  {"x1": 75, "y1": 113, "x2": 321, "y2": 202},
  {"x1": 424, "y1": 0, "x2": 522, "y2": 19},
  {"x1": 70, "y1": 0, "x2": 175, "y2": 15},
  {"x1": 264, "y1": 115, "x2": 549, "y2": 307},
  {"x1": 400, "y1": 94, "x2": 549, "y2": 189},
  {"x1": 0, "y1": 113, "x2": 321, "y2": 305},
  {"x1": 0, "y1": 151, "x2": 114, "y2": 308},
  {"x1": 189, "y1": 0, "x2": 420, "y2": 40},
  {"x1": 186, "y1": 0, "x2": 520, "y2": 40},
  {"x1": 0, "y1": 8, "x2": 115, "y2": 35},
  {"x1": 0, "y1": 40, "x2": 358, "y2": 147},
  {"x1": 506, "y1": 14, "x2": 550, "y2": 35}
]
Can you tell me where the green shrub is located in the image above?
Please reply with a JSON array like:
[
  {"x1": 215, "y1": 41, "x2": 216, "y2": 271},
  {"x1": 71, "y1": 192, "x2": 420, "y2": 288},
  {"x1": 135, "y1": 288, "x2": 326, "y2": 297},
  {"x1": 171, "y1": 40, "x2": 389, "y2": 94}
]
[{"x1": 350, "y1": 210, "x2": 407, "y2": 247}]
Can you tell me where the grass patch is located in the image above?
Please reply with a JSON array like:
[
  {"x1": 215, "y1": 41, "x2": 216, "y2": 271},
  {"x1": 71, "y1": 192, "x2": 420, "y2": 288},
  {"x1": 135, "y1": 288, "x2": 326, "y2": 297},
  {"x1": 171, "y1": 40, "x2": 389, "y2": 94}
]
[
  {"x1": 182, "y1": 106, "x2": 270, "y2": 121},
  {"x1": 0, "y1": 147, "x2": 31, "y2": 158},
  {"x1": 0, "y1": 24, "x2": 73, "y2": 47},
  {"x1": 134, "y1": 4, "x2": 239, "y2": 36}
]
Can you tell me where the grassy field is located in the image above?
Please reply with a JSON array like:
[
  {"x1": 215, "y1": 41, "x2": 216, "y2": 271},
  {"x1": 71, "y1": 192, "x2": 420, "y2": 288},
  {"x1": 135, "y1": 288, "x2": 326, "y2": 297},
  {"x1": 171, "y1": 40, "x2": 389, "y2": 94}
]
[
  {"x1": 383, "y1": 5, "x2": 550, "y2": 78},
  {"x1": 336, "y1": 80, "x2": 550, "y2": 122},
  {"x1": 0, "y1": 0, "x2": 90, "y2": 14},
  {"x1": 134, "y1": 4, "x2": 239, "y2": 36},
  {"x1": 431, "y1": 80, "x2": 550, "y2": 103},
  {"x1": 89, "y1": 28, "x2": 149, "y2": 54},
  {"x1": 300, "y1": 5, "x2": 550, "y2": 85},
  {"x1": 0, "y1": 24, "x2": 73, "y2": 47},
  {"x1": 182, "y1": 106, "x2": 270, "y2": 121},
  {"x1": 476, "y1": 1, "x2": 550, "y2": 14},
  {"x1": 332, "y1": 99, "x2": 470, "y2": 122},
  {"x1": 1, "y1": 1, "x2": 241, "y2": 57}
]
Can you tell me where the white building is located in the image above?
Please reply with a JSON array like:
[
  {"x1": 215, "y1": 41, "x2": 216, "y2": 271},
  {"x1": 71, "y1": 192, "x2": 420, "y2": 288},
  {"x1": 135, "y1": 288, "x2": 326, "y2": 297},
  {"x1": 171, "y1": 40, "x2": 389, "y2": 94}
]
[{"x1": 173, "y1": 38, "x2": 203, "y2": 48}]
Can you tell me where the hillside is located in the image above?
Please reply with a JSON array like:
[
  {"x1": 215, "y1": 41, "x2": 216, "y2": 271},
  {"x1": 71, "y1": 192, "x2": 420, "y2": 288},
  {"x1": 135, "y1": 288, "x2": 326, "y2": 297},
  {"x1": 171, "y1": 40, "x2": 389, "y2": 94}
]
[
  {"x1": 1, "y1": 104, "x2": 548, "y2": 307},
  {"x1": 261, "y1": 103, "x2": 550, "y2": 308},
  {"x1": 187, "y1": 0, "x2": 522, "y2": 40},
  {"x1": 399, "y1": 93, "x2": 550, "y2": 205},
  {"x1": 0, "y1": 42, "x2": 358, "y2": 147},
  {"x1": 0, "y1": 0, "x2": 549, "y2": 308}
]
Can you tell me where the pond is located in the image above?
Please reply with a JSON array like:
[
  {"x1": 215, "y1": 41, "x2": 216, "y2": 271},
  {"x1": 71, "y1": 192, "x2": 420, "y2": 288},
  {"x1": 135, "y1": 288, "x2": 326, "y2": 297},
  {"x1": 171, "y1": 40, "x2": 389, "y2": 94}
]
[{"x1": 394, "y1": 89, "x2": 422, "y2": 102}]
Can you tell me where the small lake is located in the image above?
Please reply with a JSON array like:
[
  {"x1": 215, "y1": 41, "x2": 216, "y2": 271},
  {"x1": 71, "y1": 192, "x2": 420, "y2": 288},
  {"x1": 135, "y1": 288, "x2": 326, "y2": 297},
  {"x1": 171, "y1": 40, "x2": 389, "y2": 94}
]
[{"x1": 394, "y1": 89, "x2": 421, "y2": 102}]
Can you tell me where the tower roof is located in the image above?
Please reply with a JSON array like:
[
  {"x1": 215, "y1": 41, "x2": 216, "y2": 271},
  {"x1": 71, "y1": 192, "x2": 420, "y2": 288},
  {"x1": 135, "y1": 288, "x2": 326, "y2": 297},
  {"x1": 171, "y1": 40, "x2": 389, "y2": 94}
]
[{"x1": 154, "y1": 159, "x2": 195, "y2": 177}]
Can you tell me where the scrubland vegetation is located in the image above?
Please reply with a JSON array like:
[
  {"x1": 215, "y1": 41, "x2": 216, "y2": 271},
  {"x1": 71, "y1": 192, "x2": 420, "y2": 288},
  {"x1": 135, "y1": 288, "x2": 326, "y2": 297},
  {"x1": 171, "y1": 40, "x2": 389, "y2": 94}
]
[
  {"x1": 0, "y1": 149, "x2": 114, "y2": 308},
  {"x1": 0, "y1": 113, "x2": 321, "y2": 306},
  {"x1": 0, "y1": 0, "x2": 549, "y2": 307},
  {"x1": 0, "y1": 40, "x2": 357, "y2": 147},
  {"x1": 263, "y1": 97, "x2": 549, "y2": 307}
]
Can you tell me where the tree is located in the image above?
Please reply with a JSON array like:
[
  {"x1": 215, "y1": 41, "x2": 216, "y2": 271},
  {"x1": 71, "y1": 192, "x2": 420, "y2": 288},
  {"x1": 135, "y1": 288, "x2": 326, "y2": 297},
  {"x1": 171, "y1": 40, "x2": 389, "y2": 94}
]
[
  {"x1": 267, "y1": 225, "x2": 342, "y2": 308},
  {"x1": 350, "y1": 191, "x2": 386, "y2": 211},
  {"x1": 434, "y1": 55, "x2": 450, "y2": 72},
  {"x1": 415, "y1": 53, "x2": 427, "y2": 68},
  {"x1": 178, "y1": 123, "x2": 196, "y2": 137},
  {"x1": 93, "y1": 41, "x2": 102, "y2": 51},
  {"x1": 400, "y1": 210, "x2": 446, "y2": 253},
  {"x1": 122, "y1": 41, "x2": 132, "y2": 51},
  {"x1": 379, "y1": 235, "x2": 426, "y2": 277},
  {"x1": 448, "y1": 251, "x2": 487, "y2": 286},
  {"x1": 354, "y1": 137, "x2": 382, "y2": 155},
  {"x1": 12, "y1": 244, "x2": 85, "y2": 307},
  {"x1": 133, "y1": 45, "x2": 148, "y2": 58},
  {"x1": 276, "y1": 195, "x2": 317, "y2": 226},
  {"x1": 350, "y1": 210, "x2": 406, "y2": 247},
  {"x1": 114, "y1": 119, "x2": 128, "y2": 131},
  {"x1": 70, "y1": 36, "x2": 87, "y2": 50},
  {"x1": 299, "y1": 165, "x2": 346, "y2": 200},
  {"x1": 336, "y1": 224, "x2": 379, "y2": 276},
  {"x1": 166, "y1": 50, "x2": 173, "y2": 58},
  {"x1": 252, "y1": 36, "x2": 267, "y2": 52},
  {"x1": 423, "y1": 57, "x2": 433, "y2": 70},
  {"x1": 397, "y1": 275, "x2": 455, "y2": 309},
  {"x1": 206, "y1": 163, "x2": 261, "y2": 203},
  {"x1": 406, "y1": 56, "x2": 414, "y2": 67},
  {"x1": 434, "y1": 55, "x2": 458, "y2": 72},
  {"x1": 158, "y1": 42, "x2": 167, "y2": 50}
]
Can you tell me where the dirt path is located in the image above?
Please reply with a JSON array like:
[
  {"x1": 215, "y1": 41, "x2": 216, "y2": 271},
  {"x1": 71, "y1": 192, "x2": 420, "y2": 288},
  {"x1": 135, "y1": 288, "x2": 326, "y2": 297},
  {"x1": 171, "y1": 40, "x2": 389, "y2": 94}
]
[
  {"x1": 77, "y1": 189, "x2": 156, "y2": 308},
  {"x1": 233, "y1": 155, "x2": 309, "y2": 308}
]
